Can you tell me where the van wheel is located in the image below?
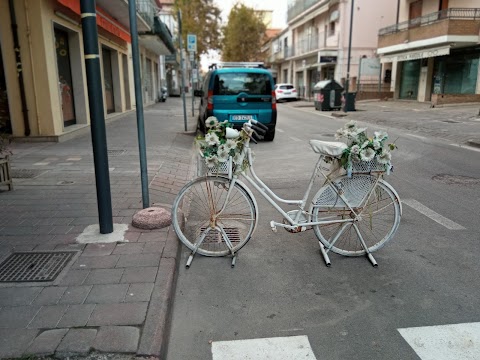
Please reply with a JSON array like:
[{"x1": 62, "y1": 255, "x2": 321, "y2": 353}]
[{"x1": 264, "y1": 128, "x2": 275, "y2": 141}]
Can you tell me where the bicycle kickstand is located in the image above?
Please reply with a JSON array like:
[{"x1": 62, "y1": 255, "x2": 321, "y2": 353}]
[{"x1": 353, "y1": 224, "x2": 378, "y2": 267}]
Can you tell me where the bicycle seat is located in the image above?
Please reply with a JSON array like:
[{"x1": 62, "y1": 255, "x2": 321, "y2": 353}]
[{"x1": 309, "y1": 140, "x2": 347, "y2": 157}]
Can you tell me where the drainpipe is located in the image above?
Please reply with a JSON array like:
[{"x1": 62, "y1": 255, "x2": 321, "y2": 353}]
[{"x1": 8, "y1": 0, "x2": 31, "y2": 136}]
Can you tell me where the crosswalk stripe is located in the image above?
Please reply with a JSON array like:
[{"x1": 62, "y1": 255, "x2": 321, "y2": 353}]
[
  {"x1": 211, "y1": 335, "x2": 317, "y2": 360},
  {"x1": 402, "y1": 199, "x2": 465, "y2": 230},
  {"x1": 398, "y1": 322, "x2": 480, "y2": 360}
]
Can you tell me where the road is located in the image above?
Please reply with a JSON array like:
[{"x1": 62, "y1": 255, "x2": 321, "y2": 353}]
[{"x1": 166, "y1": 102, "x2": 480, "y2": 360}]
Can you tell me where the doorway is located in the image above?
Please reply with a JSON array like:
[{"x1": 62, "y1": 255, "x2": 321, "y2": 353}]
[
  {"x1": 55, "y1": 28, "x2": 76, "y2": 127},
  {"x1": 102, "y1": 47, "x2": 115, "y2": 114},
  {"x1": 399, "y1": 60, "x2": 421, "y2": 99}
]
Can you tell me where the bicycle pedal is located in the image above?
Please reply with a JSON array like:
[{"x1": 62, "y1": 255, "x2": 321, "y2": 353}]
[{"x1": 270, "y1": 221, "x2": 277, "y2": 232}]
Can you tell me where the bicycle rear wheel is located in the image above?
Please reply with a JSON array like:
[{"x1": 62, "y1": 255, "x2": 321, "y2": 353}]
[
  {"x1": 311, "y1": 176, "x2": 401, "y2": 256},
  {"x1": 172, "y1": 176, "x2": 257, "y2": 257}
]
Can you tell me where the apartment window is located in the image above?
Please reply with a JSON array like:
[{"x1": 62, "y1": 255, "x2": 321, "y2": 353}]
[{"x1": 329, "y1": 22, "x2": 335, "y2": 36}]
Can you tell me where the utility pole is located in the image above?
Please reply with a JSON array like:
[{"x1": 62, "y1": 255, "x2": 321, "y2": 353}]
[
  {"x1": 178, "y1": 10, "x2": 188, "y2": 131},
  {"x1": 80, "y1": 0, "x2": 113, "y2": 234},
  {"x1": 344, "y1": 0, "x2": 355, "y2": 113},
  {"x1": 128, "y1": 0, "x2": 150, "y2": 209}
]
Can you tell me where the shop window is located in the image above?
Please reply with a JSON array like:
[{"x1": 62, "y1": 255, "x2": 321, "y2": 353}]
[{"x1": 433, "y1": 54, "x2": 479, "y2": 94}]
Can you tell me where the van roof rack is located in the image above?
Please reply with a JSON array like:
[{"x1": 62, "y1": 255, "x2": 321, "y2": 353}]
[{"x1": 209, "y1": 62, "x2": 265, "y2": 70}]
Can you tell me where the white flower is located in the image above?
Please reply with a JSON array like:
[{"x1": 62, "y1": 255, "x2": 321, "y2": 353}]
[
  {"x1": 360, "y1": 147, "x2": 375, "y2": 161},
  {"x1": 233, "y1": 152, "x2": 243, "y2": 165},
  {"x1": 350, "y1": 144, "x2": 360, "y2": 154},
  {"x1": 345, "y1": 120, "x2": 357, "y2": 130},
  {"x1": 205, "y1": 132, "x2": 220, "y2": 146},
  {"x1": 335, "y1": 128, "x2": 346, "y2": 140},
  {"x1": 205, "y1": 116, "x2": 219, "y2": 128},
  {"x1": 374, "y1": 130, "x2": 388, "y2": 141},
  {"x1": 377, "y1": 150, "x2": 392, "y2": 164},
  {"x1": 205, "y1": 155, "x2": 218, "y2": 168},
  {"x1": 217, "y1": 147, "x2": 229, "y2": 163},
  {"x1": 373, "y1": 139, "x2": 381, "y2": 150},
  {"x1": 225, "y1": 139, "x2": 237, "y2": 151},
  {"x1": 361, "y1": 140, "x2": 370, "y2": 149},
  {"x1": 218, "y1": 144, "x2": 227, "y2": 153}
]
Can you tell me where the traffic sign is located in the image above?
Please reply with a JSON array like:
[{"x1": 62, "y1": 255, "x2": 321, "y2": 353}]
[{"x1": 187, "y1": 34, "x2": 197, "y2": 53}]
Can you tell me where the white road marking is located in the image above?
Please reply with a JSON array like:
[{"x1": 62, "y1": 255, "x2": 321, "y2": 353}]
[
  {"x1": 405, "y1": 134, "x2": 427, "y2": 140},
  {"x1": 402, "y1": 199, "x2": 465, "y2": 230},
  {"x1": 290, "y1": 136, "x2": 302, "y2": 142},
  {"x1": 398, "y1": 322, "x2": 480, "y2": 360},
  {"x1": 211, "y1": 335, "x2": 317, "y2": 360},
  {"x1": 277, "y1": 128, "x2": 285, "y2": 133}
]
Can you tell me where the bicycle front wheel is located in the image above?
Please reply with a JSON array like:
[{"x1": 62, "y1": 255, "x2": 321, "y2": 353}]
[
  {"x1": 172, "y1": 176, "x2": 257, "y2": 257},
  {"x1": 311, "y1": 176, "x2": 401, "y2": 256}
]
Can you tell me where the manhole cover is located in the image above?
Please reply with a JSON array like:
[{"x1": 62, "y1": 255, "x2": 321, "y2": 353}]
[
  {"x1": 432, "y1": 174, "x2": 480, "y2": 186},
  {"x1": 200, "y1": 227, "x2": 240, "y2": 244},
  {"x1": 108, "y1": 149, "x2": 126, "y2": 156},
  {"x1": 0, "y1": 251, "x2": 76, "y2": 282},
  {"x1": 11, "y1": 169, "x2": 46, "y2": 179}
]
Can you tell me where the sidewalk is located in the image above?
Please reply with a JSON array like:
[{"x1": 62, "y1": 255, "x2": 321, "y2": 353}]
[
  {"x1": 0, "y1": 97, "x2": 197, "y2": 358},
  {"x1": 290, "y1": 99, "x2": 480, "y2": 148}
]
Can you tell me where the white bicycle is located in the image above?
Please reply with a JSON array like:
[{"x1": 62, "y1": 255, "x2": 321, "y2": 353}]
[{"x1": 172, "y1": 119, "x2": 402, "y2": 268}]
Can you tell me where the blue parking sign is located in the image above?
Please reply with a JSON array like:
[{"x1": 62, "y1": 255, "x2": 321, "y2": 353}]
[{"x1": 187, "y1": 34, "x2": 197, "y2": 53}]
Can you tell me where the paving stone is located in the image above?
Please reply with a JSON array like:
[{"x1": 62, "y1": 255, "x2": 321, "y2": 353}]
[
  {"x1": 82, "y1": 243, "x2": 116, "y2": 256},
  {"x1": 138, "y1": 232, "x2": 168, "y2": 242},
  {"x1": 87, "y1": 302, "x2": 148, "y2": 326},
  {"x1": 0, "y1": 287, "x2": 42, "y2": 306},
  {"x1": 72, "y1": 255, "x2": 119, "y2": 269},
  {"x1": 28, "y1": 305, "x2": 68, "y2": 329},
  {"x1": 84, "y1": 268, "x2": 124, "y2": 285},
  {"x1": 116, "y1": 253, "x2": 160, "y2": 268},
  {"x1": 56, "y1": 328, "x2": 97, "y2": 356},
  {"x1": 125, "y1": 283, "x2": 155, "y2": 302},
  {"x1": 0, "y1": 328, "x2": 38, "y2": 358},
  {"x1": 0, "y1": 306, "x2": 40, "y2": 328},
  {"x1": 59, "y1": 285, "x2": 92, "y2": 305},
  {"x1": 93, "y1": 326, "x2": 140, "y2": 353},
  {"x1": 124, "y1": 231, "x2": 141, "y2": 242},
  {"x1": 85, "y1": 284, "x2": 129, "y2": 304},
  {"x1": 32, "y1": 286, "x2": 67, "y2": 306},
  {"x1": 56, "y1": 269, "x2": 90, "y2": 286},
  {"x1": 57, "y1": 304, "x2": 96, "y2": 328},
  {"x1": 112, "y1": 242, "x2": 145, "y2": 254},
  {"x1": 120, "y1": 267, "x2": 157, "y2": 283},
  {"x1": 25, "y1": 328, "x2": 69, "y2": 356},
  {"x1": 142, "y1": 241, "x2": 165, "y2": 253}
]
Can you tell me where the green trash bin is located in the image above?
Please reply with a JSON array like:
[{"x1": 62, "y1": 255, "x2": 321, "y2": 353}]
[
  {"x1": 343, "y1": 92, "x2": 356, "y2": 112},
  {"x1": 313, "y1": 80, "x2": 344, "y2": 111}
]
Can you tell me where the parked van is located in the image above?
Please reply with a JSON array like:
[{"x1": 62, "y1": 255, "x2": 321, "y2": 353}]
[{"x1": 194, "y1": 63, "x2": 277, "y2": 141}]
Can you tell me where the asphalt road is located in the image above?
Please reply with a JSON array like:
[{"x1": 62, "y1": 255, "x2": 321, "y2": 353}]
[{"x1": 166, "y1": 102, "x2": 480, "y2": 360}]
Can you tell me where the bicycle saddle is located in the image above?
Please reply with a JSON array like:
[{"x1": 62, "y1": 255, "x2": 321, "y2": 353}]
[{"x1": 309, "y1": 140, "x2": 347, "y2": 157}]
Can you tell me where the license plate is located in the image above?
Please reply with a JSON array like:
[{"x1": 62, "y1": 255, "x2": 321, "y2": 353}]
[
  {"x1": 284, "y1": 91, "x2": 291, "y2": 95},
  {"x1": 231, "y1": 115, "x2": 255, "y2": 121}
]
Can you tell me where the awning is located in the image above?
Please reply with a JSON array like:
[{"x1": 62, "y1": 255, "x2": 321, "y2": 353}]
[{"x1": 380, "y1": 45, "x2": 450, "y2": 63}]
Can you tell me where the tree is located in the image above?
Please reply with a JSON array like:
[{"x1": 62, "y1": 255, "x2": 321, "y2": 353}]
[
  {"x1": 173, "y1": 0, "x2": 222, "y2": 57},
  {"x1": 221, "y1": 4, "x2": 267, "y2": 62}
]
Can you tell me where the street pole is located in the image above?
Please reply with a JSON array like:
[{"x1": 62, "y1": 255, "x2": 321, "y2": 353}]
[
  {"x1": 80, "y1": 0, "x2": 113, "y2": 234},
  {"x1": 128, "y1": 0, "x2": 149, "y2": 209},
  {"x1": 178, "y1": 10, "x2": 188, "y2": 131},
  {"x1": 344, "y1": 0, "x2": 355, "y2": 113},
  {"x1": 191, "y1": 52, "x2": 195, "y2": 117}
]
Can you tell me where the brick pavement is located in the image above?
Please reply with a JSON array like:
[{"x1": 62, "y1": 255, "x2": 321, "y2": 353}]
[
  {"x1": 0, "y1": 97, "x2": 197, "y2": 358},
  {"x1": 290, "y1": 99, "x2": 480, "y2": 147}
]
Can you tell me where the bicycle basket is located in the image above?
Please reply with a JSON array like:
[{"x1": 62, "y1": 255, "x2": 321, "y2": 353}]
[
  {"x1": 352, "y1": 158, "x2": 390, "y2": 174},
  {"x1": 197, "y1": 155, "x2": 234, "y2": 178},
  {"x1": 314, "y1": 175, "x2": 377, "y2": 208}
]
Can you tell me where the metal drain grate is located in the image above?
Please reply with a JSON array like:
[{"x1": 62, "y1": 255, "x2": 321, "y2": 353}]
[
  {"x1": 0, "y1": 251, "x2": 76, "y2": 282},
  {"x1": 200, "y1": 227, "x2": 240, "y2": 244},
  {"x1": 11, "y1": 169, "x2": 46, "y2": 179},
  {"x1": 108, "y1": 149, "x2": 126, "y2": 156}
]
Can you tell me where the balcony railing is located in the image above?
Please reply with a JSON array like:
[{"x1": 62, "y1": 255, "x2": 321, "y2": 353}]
[
  {"x1": 137, "y1": 0, "x2": 158, "y2": 29},
  {"x1": 295, "y1": 35, "x2": 320, "y2": 56},
  {"x1": 287, "y1": 0, "x2": 325, "y2": 22},
  {"x1": 379, "y1": 8, "x2": 480, "y2": 35}
]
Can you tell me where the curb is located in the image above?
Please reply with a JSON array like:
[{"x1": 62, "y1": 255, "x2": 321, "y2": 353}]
[{"x1": 466, "y1": 139, "x2": 480, "y2": 149}]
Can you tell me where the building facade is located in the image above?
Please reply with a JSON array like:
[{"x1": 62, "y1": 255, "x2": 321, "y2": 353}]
[
  {"x1": 377, "y1": 0, "x2": 480, "y2": 104},
  {"x1": 267, "y1": 0, "x2": 398, "y2": 100},
  {"x1": 0, "y1": 0, "x2": 174, "y2": 141}
]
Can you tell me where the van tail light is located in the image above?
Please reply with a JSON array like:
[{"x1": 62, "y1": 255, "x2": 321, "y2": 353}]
[
  {"x1": 271, "y1": 90, "x2": 276, "y2": 110},
  {"x1": 207, "y1": 90, "x2": 214, "y2": 110}
]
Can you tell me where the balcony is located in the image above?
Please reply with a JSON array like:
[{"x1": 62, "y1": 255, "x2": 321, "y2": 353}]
[
  {"x1": 288, "y1": 0, "x2": 325, "y2": 22},
  {"x1": 294, "y1": 35, "x2": 320, "y2": 57},
  {"x1": 378, "y1": 8, "x2": 480, "y2": 51},
  {"x1": 137, "y1": 0, "x2": 175, "y2": 55}
]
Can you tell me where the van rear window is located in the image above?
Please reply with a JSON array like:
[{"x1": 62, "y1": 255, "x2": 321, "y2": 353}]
[{"x1": 213, "y1": 73, "x2": 272, "y2": 96}]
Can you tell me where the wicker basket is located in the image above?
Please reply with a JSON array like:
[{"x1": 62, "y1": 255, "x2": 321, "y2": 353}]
[
  {"x1": 351, "y1": 158, "x2": 390, "y2": 174},
  {"x1": 197, "y1": 155, "x2": 233, "y2": 178}
]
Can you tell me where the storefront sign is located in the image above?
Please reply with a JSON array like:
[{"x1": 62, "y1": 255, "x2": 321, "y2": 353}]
[
  {"x1": 380, "y1": 46, "x2": 450, "y2": 63},
  {"x1": 319, "y1": 56, "x2": 337, "y2": 63}
]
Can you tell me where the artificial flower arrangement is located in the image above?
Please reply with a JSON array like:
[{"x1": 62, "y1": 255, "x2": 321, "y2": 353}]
[
  {"x1": 334, "y1": 120, "x2": 397, "y2": 176},
  {"x1": 197, "y1": 116, "x2": 249, "y2": 172}
]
